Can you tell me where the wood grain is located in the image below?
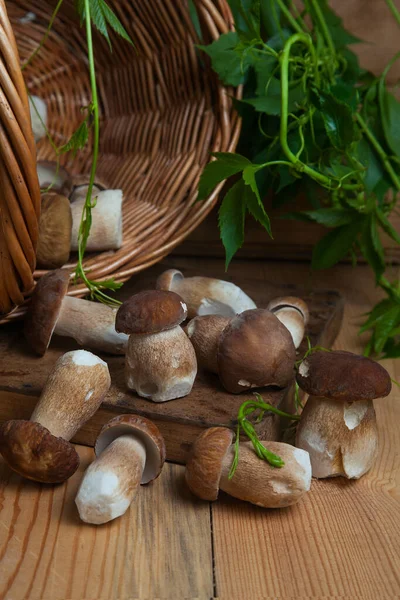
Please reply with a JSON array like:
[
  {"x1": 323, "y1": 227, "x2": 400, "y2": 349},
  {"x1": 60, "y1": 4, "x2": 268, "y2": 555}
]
[
  {"x1": 0, "y1": 259, "x2": 399, "y2": 599},
  {"x1": 0, "y1": 450, "x2": 213, "y2": 600},
  {"x1": 207, "y1": 260, "x2": 400, "y2": 599},
  {"x1": 0, "y1": 267, "x2": 343, "y2": 462}
]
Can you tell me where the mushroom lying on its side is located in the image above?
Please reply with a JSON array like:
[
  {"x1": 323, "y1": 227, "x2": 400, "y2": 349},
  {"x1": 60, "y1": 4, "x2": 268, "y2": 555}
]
[
  {"x1": 37, "y1": 161, "x2": 72, "y2": 197},
  {"x1": 24, "y1": 270, "x2": 128, "y2": 355},
  {"x1": 0, "y1": 350, "x2": 111, "y2": 483},
  {"x1": 267, "y1": 296, "x2": 309, "y2": 349},
  {"x1": 295, "y1": 351, "x2": 392, "y2": 479},
  {"x1": 156, "y1": 269, "x2": 256, "y2": 318},
  {"x1": 70, "y1": 189, "x2": 124, "y2": 252},
  {"x1": 36, "y1": 193, "x2": 72, "y2": 268},
  {"x1": 185, "y1": 427, "x2": 311, "y2": 508},
  {"x1": 76, "y1": 415, "x2": 166, "y2": 524},
  {"x1": 116, "y1": 290, "x2": 197, "y2": 402},
  {"x1": 29, "y1": 96, "x2": 47, "y2": 143}
]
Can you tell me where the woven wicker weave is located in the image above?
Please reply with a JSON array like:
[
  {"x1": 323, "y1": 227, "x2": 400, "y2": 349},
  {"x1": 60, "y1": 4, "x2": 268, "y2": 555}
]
[{"x1": 0, "y1": 0, "x2": 241, "y2": 323}]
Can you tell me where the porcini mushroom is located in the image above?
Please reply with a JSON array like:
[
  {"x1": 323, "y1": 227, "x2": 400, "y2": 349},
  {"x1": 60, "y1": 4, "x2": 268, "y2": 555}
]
[
  {"x1": 185, "y1": 427, "x2": 311, "y2": 507},
  {"x1": 156, "y1": 269, "x2": 256, "y2": 318},
  {"x1": 29, "y1": 95, "x2": 47, "y2": 143},
  {"x1": 75, "y1": 414, "x2": 166, "y2": 524},
  {"x1": 185, "y1": 315, "x2": 231, "y2": 373},
  {"x1": 115, "y1": 290, "x2": 197, "y2": 402},
  {"x1": 295, "y1": 351, "x2": 392, "y2": 479},
  {"x1": 24, "y1": 270, "x2": 128, "y2": 356},
  {"x1": 69, "y1": 174, "x2": 108, "y2": 203},
  {"x1": 36, "y1": 193, "x2": 72, "y2": 268},
  {"x1": 267, "y1": 296, "x2": 309, "y2": 349},
  {"x1": 217, "y1": 309, "x2": 296, "y2": 393},
  {"x1": 0, "y1": 350, "x2": 111, "y2": 483},
  {"x1": 70, "y1": 189, "x2": 124, "y2": 251},
  {"x1": 37, "y1": 161, "x2": 72, "y2": 196}
]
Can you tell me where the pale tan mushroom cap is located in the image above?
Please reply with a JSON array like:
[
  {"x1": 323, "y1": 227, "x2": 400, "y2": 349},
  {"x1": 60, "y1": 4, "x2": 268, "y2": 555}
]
[
  {"x1": 95, "y1": 414, "x2": 166, "y2": 484},
  {"x1": 185, "y1": 427, "x2": 234, "y2": 500},
  {"x1": 217, "y1": 309, "x2": 296, "y2": 393}
]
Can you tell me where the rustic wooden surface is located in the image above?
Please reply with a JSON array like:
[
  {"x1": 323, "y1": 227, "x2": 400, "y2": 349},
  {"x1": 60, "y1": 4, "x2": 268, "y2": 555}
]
[
  {"x1": 0, "y1": 265, "x2": 343, "y2": 462},
  {"x1": 0, "y1": 258, "x2": 399, "y2": 599}
]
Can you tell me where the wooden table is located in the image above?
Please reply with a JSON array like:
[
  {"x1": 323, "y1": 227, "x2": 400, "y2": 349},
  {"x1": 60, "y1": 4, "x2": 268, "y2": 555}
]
[{"x1": 0, "y1": 258, "x2": 399, "y2": 599}]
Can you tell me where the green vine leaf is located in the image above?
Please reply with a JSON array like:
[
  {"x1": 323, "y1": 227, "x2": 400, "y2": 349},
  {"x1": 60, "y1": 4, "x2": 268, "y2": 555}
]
[
  {"x1": 197, "y1": 152, "x2": 251, "y2": 201},
  {"x1": 379, "y1": 81, "x2": 400, "y2": 157},
  {"x1": 198, "y1": 32, "x2": 251, "y2": 86},
  {"x1": 376, "y1": 208, "x2": 400, "y2": 244},
  {"x1": 58, "y1": 115, "x2": 91, "y2": 157},
  {"x1": 242, "y1": 169, "x2": 272, "y2": 236},
  {"x1": 218, "y1": 179, "x2": 246, "y2": 269},
  {"x1": 76, "y1": 0, "x2": 133, "y2": 48},
  {"x1": 311, "y1": 89, "x2": 357, "y2": 150},
  {"x1": 312, "y1": 219, "x2": 364, "y2": 269}
]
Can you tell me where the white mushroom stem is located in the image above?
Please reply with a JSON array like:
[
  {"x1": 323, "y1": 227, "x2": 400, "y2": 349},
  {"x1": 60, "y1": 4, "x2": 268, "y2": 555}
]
[
  {"x1": 29, "y1": 95, "x2": 47, "y2": 143},
  {"x1": 295, "y1": 396, "x2": 378, "y2": 479},
  {"x1": 157, "y1": 270, "x2": 256, "y2": 318},
  {"x1": 126, "y1": 326, "x2": 197, "y2": 402},
  {"x1": 76, "y1": 435, "x2": 146, "y2": 524},
  {"x1": 31, "y1": 350, "x2": 111, "y2": 440},
  {"x1": 55, "y1": 296, "x2": 128, "y2": 355},
  {"x1": 70, "y1": 190, "x2": 123, "y2": 251},
  {"x1": 220, "y1": 441, "x2": 311, "y2": 508},
  {"x1": 272, "y1": 307, "x2": 305, "y2": 349}
]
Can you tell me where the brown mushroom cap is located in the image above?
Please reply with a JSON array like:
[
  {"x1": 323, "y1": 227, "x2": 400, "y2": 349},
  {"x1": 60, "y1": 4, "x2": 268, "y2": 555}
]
[
  {"x1": 296, "y1": 350, "x2": 392, "y2": 402},
  {"x1": 36, "y1": 193, "x2": 72, "y2": 269},
  {"x1": 0, "y1": 420, "x2": 79, "y2": 483},
  {"x1": 268, "y1": 296, "x2": 309, "y2": 324},
  {"x1": 217, "y1": 309, "x2": 296, "y2": 394},
  {"x1": 24, "y1": 269, "x2": 70, "y2": 355},
  {"x1": 185, "y1": 427, "x2": 234, "y2": 500},
  {"x1": 95, "y1": 414, "x2": 166, "y2": 484},
  {"x1": 115, "y1": 290, "x2": 188, "y2": 335}
]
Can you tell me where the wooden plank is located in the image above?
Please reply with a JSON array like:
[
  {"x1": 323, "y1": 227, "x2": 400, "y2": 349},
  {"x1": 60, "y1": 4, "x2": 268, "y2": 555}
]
[
  {"x1": 0, "y1": 448, "x2": 213, "y2": 600},
  {"x1": 0, "y1": 267, "x2": 343, "y2": 463},
  {"x1": 210, "y1": 261, "x2": 400, "y2": 599}
]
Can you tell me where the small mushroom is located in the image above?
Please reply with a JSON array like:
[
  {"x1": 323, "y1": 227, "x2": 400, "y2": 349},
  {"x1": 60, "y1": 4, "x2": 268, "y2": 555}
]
[
  {"x1": 156, "y1": 269, "x2": 256, "y2": 318},
  {"x1": 185, "y1": 315, "x2": 231, "y2": 373},
  {"x1": 36, "y1": 193, "x2": 72, "y2": 268},
  {"x1": 115, "y1": 290, "x2": 197, "y2": 402},
  {"x1": 217, "y1": 309, "x2": 296, "y2": 393},
  {"x1": 0, "y1": 350, "x2": 111, "y2": 483},
  {"x1": 29, "y1": 95, "x2": 47, "y2": 143},
  {"x1": 37, "y1": 161, "x2": 72, "y2": 196},
  {"x1": 24, "y1": 270, "x2": 128, "y2": 356},
  {"x1": 75, "y1": 415, "x2": 166, "y2": 524},
  {"x1": 70, "y1": 190, "x2": 124, "y2": 252},
  {"x1": 69, "y1": 174, "x2": 108, "y2": 203},
  {"x1": 185, "y1": 427, "x2": 311, "y2": 508},
  {"x1": 295, "y1": 351, "x2": 392, "y2": 479},
  {"x1": 267, "y1": 296, "x2": 309, "y2": 349}
]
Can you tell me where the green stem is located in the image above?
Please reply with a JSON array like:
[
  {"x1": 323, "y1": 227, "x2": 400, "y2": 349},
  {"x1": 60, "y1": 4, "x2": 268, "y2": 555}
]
[
  {"x1": 307, "y1": 0, "x2": 335, "y2": 58},
  {"x1": 77, "y1": 0, "x2": 100, "y2": 280},
  {"x1": 385, "y1": 0, "x2": 400, "y2": 28},
  {"x1": 280, "y1": 34, "x2": 336, "y2": 188},
  {"x1": 22, "y1": 0, "x2": 64, "y2": 70},
  {"x1": 286, "y1": 0, "x2": 310, "y2": 32},
  {"x1": 238, "y1": 399, "x2": 301, "y2": 422},
  {"x1": 275, "y1": 0, "x2": 304, "y2": 34},
  {"x1": 355, "y1": 112, "x2": 400, "y2": 192}
]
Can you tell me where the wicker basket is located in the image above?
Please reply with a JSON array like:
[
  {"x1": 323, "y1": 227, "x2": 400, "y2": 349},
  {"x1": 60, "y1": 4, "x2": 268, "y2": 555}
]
[{"x1": 0, "y1": 0, "x2": 241, "y2": 323}]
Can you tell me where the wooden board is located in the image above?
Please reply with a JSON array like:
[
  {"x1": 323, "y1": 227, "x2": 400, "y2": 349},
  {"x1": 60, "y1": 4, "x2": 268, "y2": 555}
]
[{"x1": 0, "y1": 267, "x2": 343, "y2": 463}]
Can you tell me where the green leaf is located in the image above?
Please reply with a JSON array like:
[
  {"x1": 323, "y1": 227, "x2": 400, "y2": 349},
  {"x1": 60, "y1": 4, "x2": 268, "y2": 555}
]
[
  {"x1": 98, "y1": 0, "x2": 134, "y2": 46},
  {"x1": 218, "y1": 179, "x2": 246, "y2": 268},
  {"x1": 330, "y1": 81, "x2": 358, "y2": 110},
  {"x1": 373, "y1": 305, "x2": 400, "y2": 354},
  {"x1": 311, "y1": 89, "x2": 356, "y2": 150},
  {"x1": 260, "y1": 1, "x2": 281, "y2": 38},
  {"x1": 312, "y1": 219, "x2": 363, "y2": 270},
  {"x1": 379, "y1": 81, "x2": 400, "y2": 157},
  {"x1": 358, "y1": 215, "x2": 385, "y2": 281},
  {"x1": 299, "y1": 208, "x2": 355, "y2": 227},
  {"x1": 197, "y1": 153, "x2": 251, "y2": 201},
  {"x1": 341, "y1": 48, "x2": 364, "y2": 84},
  {"x1": 311, "y1": 0, "x2": 362, "y2": 48},
  {"x1": 276, "y1": 165, "x2": 296, "y2": 193},
  {"x1": 242, "y1": 166, "x2": 272, "y2": 236},
  {"x1": 228, "y1": 0, "x2": 261, "y2": 40},
  {"x1": 242, "y1": 78, "x2": 306, "y2": 115},
  {"x1": 243, "y1": 181, "x2": 272, "y2": 236},
  {"x1": 360, "y1": 298, "x2": 397, "y2": 333},
  {"x1": 356, "y1": 138, "x2": 384, "y2": 193},
  {"x1": 198, "y1": 32, "x2": 251, "y2": 86},
  {"x1": 189, "y1": 0, "x2": 202, "y2": 41},
  {"x1": 58, "y1": 118, "x2": 90, "y2": 156},
  {"x1": 376, "y1": 208, "x2": 400, "y2": 244}
]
